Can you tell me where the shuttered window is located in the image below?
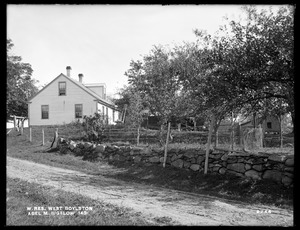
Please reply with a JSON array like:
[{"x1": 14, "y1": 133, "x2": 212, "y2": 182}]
[
  {"x1": 75, "y1": 104, "x2": 83, "y2": 118},
  {"x1": 41, "y1": 105, "x2": 49, "y2": 119},
  {"x1": 59, "y1": 82, "x2": 66, "y2": 96}
]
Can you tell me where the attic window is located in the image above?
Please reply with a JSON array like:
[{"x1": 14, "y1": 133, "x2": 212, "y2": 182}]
[
  {"x1": 59, "y1": 82, "x2": 66, "y2": 96},
  {"x1": 267, "y1": 122, "x2": 272, "y2": 129}
]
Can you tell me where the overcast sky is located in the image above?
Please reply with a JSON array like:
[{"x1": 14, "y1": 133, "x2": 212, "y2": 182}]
[{"x1": 7, "y1": 4, "x2": 279, "y2": 97}]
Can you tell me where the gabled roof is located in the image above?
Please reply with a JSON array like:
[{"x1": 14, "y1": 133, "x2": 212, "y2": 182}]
[
  {"x1": 28, "y1": 73, "x2": 116, "y2": 109},
  {"x1": 240, "y1": 120, "x2": 252, "y2": 126},
  {"x1": 240, "y1": 116, "x2": 266, "y2": 126},
  {"x1": 84, "y1": 83, "x2": 106, "y2": 87}
]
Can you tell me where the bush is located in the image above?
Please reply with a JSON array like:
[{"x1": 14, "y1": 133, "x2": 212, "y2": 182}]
[
  {"x1": 73, "y1": 147, "x2": 84, "y2": 157},
  {"x1": 82, "y1": 113, "x2": 108, "y2": 142},
  {"x1": 82, "y1": 150, "x2": 99, "y2": 162}
]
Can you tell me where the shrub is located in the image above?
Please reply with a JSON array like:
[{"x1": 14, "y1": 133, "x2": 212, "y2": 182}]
[
  {"x1": 82, "y1": 150, "x2": 99, "y2": 162},
  {"x1": 73, "y1": 147, "x2": 84, "y2": 157},
  {"x1": 59, "y1": 146, "x2": 71, "y2": 155},
  {"x1": 81, "y1": 113, "x2": 108, "y2": 142}
]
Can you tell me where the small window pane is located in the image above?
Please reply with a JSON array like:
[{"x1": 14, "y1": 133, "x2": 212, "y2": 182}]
[
  {"x1": 41, "y1": 105, "x2": 49, "y2": 119},
  {"x1": 75, "y1": 104, "x2": 82, "y2": 118},
  {"x1": 59, "y1": 82, "x2": 66, "y2": 96}
]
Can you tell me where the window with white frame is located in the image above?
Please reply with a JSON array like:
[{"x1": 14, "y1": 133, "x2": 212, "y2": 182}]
[
  {"x1": 41, "y1": 105, "x2": 49, "y2": 119},
  {"x1": 75, "y1": 104, "x2": 83, "y2": 118},
  {"x1": 58, "y1": 82, "x2": 66, "y2": 96}
]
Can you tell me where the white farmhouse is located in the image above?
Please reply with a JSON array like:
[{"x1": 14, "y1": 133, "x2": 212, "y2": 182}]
[{"x1": 28, "y1": 66, "x2": 121, "y2": 126}]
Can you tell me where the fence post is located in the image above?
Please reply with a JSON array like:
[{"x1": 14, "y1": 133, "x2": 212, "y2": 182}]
[
  {"x1": 231, "y1": 112, "x2": 234, "y2": 150},
  {"x1": 145, "y1": 127, "x2": 148, "y2": 144},
  {"x1": 137, "y1": 124, "x2": 140, "y2": 146},
  {"x1": 29, "y1": 127, "x2": 32, "y2": 142},
  {"x1": 239, "y1": 125, "x2": 243, "y2": 149},
  {"x1": 163, "y1": 121, "x2": 171, "y2": 168},
  {"x1": 204, "y1": 114, "x2": 215, "y2": 174},
  {"x1": 13, "y1": 116, "x2": 16, "y2": 129},
  {"x1": 231, "y1": 129, "x2": 234, "y2": 150},
  {"x1": 108, "y1": 128, "x2": 110, "y2": 142},
  {"x1": 42, "y1": 128, "x2": 44, "y2": 146},
  {"x1": 280, "y1": 115, "x2": 283, "y2": 148},
  {"x1": 20, "y1": 121, "x2": 24, "y2": 135}
]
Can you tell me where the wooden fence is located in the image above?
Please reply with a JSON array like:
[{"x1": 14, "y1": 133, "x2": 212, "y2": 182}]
[
  {"x1": 10, "y1": 125, "x2": 293, "y2": 148},
  {"x1": 101, "y1": 128, "x2": 159, "y2": 143},
  {"x1": 100, "y1": 127, "x2": 240, "y2": 146}
]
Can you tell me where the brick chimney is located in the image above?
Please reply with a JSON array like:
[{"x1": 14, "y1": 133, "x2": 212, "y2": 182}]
[
  {"x1": 78, "y1": 73, "x2": 83, "y2": 83},
  {"x1": 66, "y1": 66, "x2": 71, "y2": 77}
]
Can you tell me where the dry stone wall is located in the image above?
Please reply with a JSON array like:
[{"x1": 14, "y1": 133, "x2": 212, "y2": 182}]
[{"x1": 57, "y1": 138, "x2": 294, "y2": 187}]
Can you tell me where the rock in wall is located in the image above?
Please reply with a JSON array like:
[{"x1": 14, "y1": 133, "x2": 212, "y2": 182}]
[{"x1": 58, "y1": 139, "x2": 293, "y2": 187}]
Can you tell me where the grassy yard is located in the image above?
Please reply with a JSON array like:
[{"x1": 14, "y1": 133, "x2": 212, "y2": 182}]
[
  {"x1": 7, "y1": 125, "x2": 294, "y2": 210},
  {"x1": 6, "y1": 177, "x2": 153, "y2": 226}
]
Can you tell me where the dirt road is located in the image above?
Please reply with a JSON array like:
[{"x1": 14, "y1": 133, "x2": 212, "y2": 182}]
[{"x1": 7, "y1": 156, "x2": 293, "y2": 226}]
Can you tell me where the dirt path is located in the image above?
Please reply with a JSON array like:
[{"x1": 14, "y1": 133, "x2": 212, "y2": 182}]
[{"x1": 7, "y1": 157, "x2": 293, "y2": 226}]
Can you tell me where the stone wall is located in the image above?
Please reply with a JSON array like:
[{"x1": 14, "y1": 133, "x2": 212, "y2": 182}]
[{"x1": 57, "y1": 138, "x2": 294, "y2": 187}]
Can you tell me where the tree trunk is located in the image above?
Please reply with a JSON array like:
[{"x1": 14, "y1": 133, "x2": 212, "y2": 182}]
[
  {"x1": 204, "y1": 114, "x2": 215, "y2": 174},
  {"x1": 50, "y1": 128, "x2": 59, "y2": 149},
  {"x1": 20, "y1": 119, "x2": 24, "y2": 135},
  {"x1": 163, "y1": 121, "x2": 171, "y2": 168},
  {"x1": 16, "y1": 119, "x2": 20, "y2": 132},
  {"x1": 239, "y1": 125, "x2": 243, "y2": 148},
  {"x1": 159, "y1": 123, "x2": 164, "y2": 146},
  {"x1": 231, "y1": 112, "x2": 234, "y2": 150},
  {"x1": 290, "y1": 111, "x2": 294, "y2": 133},
  {"x1": 137, "y1": 124, "x2": 140, "y2": 146},
  {"x1": 123, "y1": 106, "x2": 127, "y2": 123},
  {"x1": 213, "y1": 118, "x2": 221, "y2": 148},
  {"x1": 279, "y1": 115, "x2": 283, "y2": 148},
  {"x1": 29, "y1": 127, "x2": 32, "y2": 142},
  {"x1": 177, "y1": 123, "x2": 181, "y2": 131},
  {"x1": 42, "y1": 128, "x2": 45, "y2": 146},
  {"x1": 215, "y1": 130, "x2": 218, "y2": 148}
]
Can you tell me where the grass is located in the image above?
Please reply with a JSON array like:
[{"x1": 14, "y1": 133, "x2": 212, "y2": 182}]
[
  {"x1": 106, "y1": 160, "x2": 293, "y2": 209},
  {"x1": 7, "y1": 125, "x2": 294, "y2": 210},
  {"x1": 6, "y1": 177, "x2": 153, "y2": 226}
]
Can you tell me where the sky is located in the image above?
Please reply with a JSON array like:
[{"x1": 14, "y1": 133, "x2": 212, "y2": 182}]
[{"x1": 7, "y1": 4, "x2": 280, "y2": 97}]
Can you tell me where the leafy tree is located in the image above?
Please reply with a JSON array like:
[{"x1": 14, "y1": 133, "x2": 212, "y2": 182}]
[
  {"x1": 82, "y1": 113, "x2": 107, "y2": 142},
  {"x1": 127, "y1": 89, "x2": 148, "y2": 145},
  {"x1": 166, "y1": 5, "x2": 294, "y2": 170},
  {"x1": 113, "y1": 86, "x2": 131, "y2": 112},
  {"x1": 126, "y1": 45, "x2": 183, "y2": 131},
  {"x1": 115, "y1": 85, "x2": 148, "y2": 143},
  {"x1": 125, "y1": 45, "x2": 187, "y2": 167},
  {"x1": 195, "y1": 5, "x2": 294, "y2": 129},
  {"x1": 174, "y1": 5, "x2": 294, "y2": 142},
  {"x1": 171, "y1": 40, "x2": 241, "y2": 141},
  {"x1": 7, "y1": 39, "x2": 38, "y2": 120}
]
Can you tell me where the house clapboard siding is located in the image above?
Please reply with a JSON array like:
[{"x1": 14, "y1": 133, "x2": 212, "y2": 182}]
[
  {"x1": 28, "y1": 67, "x2": 120, "y2": 126},
  {"x1": 240, "y1": 115, "x2": 280, "y2": 134}
]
